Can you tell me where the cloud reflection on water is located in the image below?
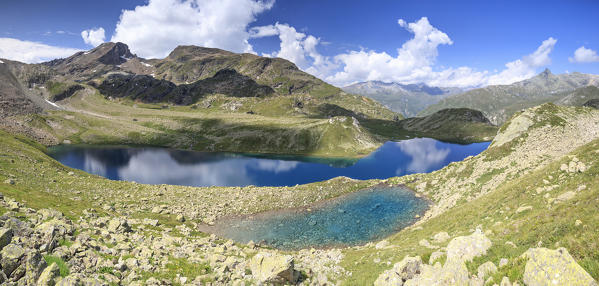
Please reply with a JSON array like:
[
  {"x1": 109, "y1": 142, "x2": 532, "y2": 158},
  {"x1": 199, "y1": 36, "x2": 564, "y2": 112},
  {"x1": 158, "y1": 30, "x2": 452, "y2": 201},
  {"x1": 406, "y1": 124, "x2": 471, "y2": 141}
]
[
  {"x1": 117, "y1": 150, "x2": 254, "y2": 187},
  {"x1": 396, "y1": 138, "x2": 450, "y2": 173}
]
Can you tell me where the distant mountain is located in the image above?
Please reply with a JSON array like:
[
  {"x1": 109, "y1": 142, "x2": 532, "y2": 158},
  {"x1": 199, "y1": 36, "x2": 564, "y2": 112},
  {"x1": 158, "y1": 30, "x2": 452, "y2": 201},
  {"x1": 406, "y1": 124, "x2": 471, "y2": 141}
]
[
  {"x1": 0, "y1": 59, "x2": 58, "y2": 117},
  {"x1": 420, "y1": 69, "x2": 599, "y2": 124},
  {"x1": 554, "y1": 85, "x2": 599, "y2": 107},
  {"x1": 342, "y1": 81, "x2": 462, "y2": 117}
]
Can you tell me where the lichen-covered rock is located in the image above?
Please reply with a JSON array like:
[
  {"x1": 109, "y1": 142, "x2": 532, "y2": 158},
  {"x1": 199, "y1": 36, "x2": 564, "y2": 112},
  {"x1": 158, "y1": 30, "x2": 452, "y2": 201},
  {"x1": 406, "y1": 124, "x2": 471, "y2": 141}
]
[
  {"x1": 107, "y1": 217, "x2": 131, "y2": 233},
  {"x1": 1, "y1": 243, "x2": 25, "y2": 276},
  {"x1": 477, "y1": 261, "x2": 497, "y2": 279},
  {"x1": 374, "y1": 256, "x2": 422, "y2": 286},
  {"x1": 25, "y1": 251, "x2": 47, "y2": 285},
  {"x1": 249, "y1": 252, "x2": 299, "y2": 284},
  {"x1": 522, "y1": 247, "x2": 597, "y2": 286},
  {"x1": 403, "y1": 258, "x2": 469, "y2": 286},
  {"x1": 0, "y1": 227, "x2": 13, "y2": 250},
  {"x1": 37, "y1": 263, "x2": 61, "y2": 286},
  {"x1": 446, "y1": 229, "x2": 492, "y2": 262}
]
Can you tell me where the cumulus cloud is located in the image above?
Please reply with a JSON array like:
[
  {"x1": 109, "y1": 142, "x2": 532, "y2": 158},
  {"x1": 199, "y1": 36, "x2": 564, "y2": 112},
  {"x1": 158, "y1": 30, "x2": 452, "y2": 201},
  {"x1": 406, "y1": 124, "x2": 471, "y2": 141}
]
[
  {"x1": 326, "y1": 17, "x2": 457, "y2": 86},
  {"x1": 256, "y1": 17, "x2": 557, "y2": 88},
  {"x1": 569, "y1": 46, "x2": 599, "y2": 63},
  {"x1": 250, "y1": 23, "x2": 338, "y2": 78},
  {"x1": 81, "y1": 27, "x2": 106, "y2": 47},
  {"x1": 0, "y1": 38, "x2": 81, "y2": 63},
  {"x1": 110, "y1": 0, "x2": 274, "y2": 58},
  {"x1": 487, "y1": 37, "x2": 557, "y2": 85}
]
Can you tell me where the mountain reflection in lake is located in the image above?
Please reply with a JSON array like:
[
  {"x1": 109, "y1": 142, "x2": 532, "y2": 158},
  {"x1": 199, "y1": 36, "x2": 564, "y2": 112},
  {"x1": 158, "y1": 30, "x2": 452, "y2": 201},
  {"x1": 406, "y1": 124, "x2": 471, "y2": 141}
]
[{"x1": 48, "y1": 138, "x2": 490, "y2": 187}]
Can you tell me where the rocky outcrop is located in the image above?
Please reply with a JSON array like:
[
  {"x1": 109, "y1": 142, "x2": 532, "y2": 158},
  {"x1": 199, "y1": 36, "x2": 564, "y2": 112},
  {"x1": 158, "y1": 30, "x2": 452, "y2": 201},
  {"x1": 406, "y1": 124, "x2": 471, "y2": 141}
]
[{"x1": 522, "y1": 248, "x2": 597, "y2": 286}]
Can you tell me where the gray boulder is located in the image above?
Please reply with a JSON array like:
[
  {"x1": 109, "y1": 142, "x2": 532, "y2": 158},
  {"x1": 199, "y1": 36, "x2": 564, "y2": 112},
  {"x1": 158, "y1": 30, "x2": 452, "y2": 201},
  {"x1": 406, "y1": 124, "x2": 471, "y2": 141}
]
[
  {"x1": 446, "y1": 229, "x2": 492, "y2": 262},
  {"x1": 249, "y1": 252, "x2": 299, "y2": 284},
  {"x1": 374, "y1": 256, "x2": 422, "y2": 286},
  {"x1": 38, "y1": 263, "x2": 61, "y2": 285},
  {"x1": 0, "y1": 227, "x2": 13, "y2": 250},
  {"x1": 1, "y1": 243, "x2": 25, "y2": 276}
]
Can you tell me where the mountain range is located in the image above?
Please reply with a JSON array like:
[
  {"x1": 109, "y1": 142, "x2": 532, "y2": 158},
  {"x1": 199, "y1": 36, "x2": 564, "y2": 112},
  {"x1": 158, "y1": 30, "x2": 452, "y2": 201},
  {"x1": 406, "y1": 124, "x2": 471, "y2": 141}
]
[
  {"x1": 342, "y1": 81, "x2": 463, "y2": 117},
  {"x1": 1, "y1": 42, "x2": 397, "y2": 122},
  {"x1": 420, "y1": 69, "x2": 599, "y2": 124}
]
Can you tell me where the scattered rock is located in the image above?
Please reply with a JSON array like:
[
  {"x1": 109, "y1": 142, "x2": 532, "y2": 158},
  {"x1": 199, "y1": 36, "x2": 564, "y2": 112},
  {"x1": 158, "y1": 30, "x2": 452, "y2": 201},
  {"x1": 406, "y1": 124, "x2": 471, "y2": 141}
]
[
  {"x1": 575, "y1": 220, "x2": 583, "y2": 226},
  {"x1": 555, "y1": 191, "x2": 576, "y2": 203},
  {"x1": 477, "y1": 261, "x2": 497, "y2": 279},
  {"x1": 1, "y1": 243, "x2": 25, "y2": 277},
  {"x1": 374, "y1": 256, "x2": 422, "y2": 286},
  {"x1": 522, "y1": 247, "x2": 597, "y2": 286},
  {"x1": 0, "y1": 227, "x2": 14, "y2": 250},
  {"x1": 375, "y1": 240, "x2": 390, "y2": 249},
  {"x1": 37, "y1": 263, "x2": 61, "y2": 285},
  {"x1": 446, "y1": 229, "x2": 492, "y2": 262},
  {"x1": 107, "y1": 218, "x2": 131, "y2": 233},
  {"x1": 428, "y1": 251, "x2": 445, "y2": 265},
  {"x1": 249, "y1": 252, "x2": 299, "y2": 284},
  {"x1": 516, "y1": 205, "x2": 533, "y2": 213},
  {"x1": 499, "y1": 258, "x2": 509, "y2": 268},
  {"x1": 432, "y1": 232, "x2": 450, "y2": 243},
  {"x1": 418, "y1": 239, "x2": 438, "y2": 249}
]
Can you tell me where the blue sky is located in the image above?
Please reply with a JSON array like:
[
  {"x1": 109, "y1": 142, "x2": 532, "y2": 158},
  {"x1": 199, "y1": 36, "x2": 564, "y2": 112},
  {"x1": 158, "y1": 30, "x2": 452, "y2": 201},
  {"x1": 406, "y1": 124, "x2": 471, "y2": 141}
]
[{"x1": 1, "y1": 0, "x2": 598, "y2": 87}]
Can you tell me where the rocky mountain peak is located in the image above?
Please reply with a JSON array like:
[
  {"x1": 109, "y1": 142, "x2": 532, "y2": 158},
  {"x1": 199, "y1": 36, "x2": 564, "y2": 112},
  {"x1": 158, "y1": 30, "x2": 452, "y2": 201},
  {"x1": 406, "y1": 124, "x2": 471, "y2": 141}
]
[
  {"x1": 540, "y1": 68, "x2": 552, "y2": 78},
  {"x1": 95, "y1": 42, "x2": 135, "y2": 65}
]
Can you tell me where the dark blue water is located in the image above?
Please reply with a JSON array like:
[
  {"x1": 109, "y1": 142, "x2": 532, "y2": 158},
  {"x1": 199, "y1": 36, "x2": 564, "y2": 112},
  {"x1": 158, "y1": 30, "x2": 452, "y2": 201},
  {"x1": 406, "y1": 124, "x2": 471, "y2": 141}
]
[
  {"x1": 47, "y1": 138, "x2": 489, "y2": 187},
  {"x1": 214, "y1": 186, "x2": 429, "y2": 249}
]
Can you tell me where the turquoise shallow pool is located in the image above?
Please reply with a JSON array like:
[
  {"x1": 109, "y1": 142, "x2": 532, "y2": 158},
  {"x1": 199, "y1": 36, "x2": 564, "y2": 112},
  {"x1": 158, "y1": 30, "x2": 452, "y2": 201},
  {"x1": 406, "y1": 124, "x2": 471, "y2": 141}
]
[{"x1": 213, "y1": 185, "x2": 429, "y2": 250}]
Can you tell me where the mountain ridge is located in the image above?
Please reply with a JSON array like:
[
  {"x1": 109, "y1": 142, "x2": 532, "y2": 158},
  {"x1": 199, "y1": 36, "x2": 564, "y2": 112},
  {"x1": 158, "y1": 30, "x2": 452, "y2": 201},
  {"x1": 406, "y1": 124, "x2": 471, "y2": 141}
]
[
  {"x1": 343, "y1": 81, "x2": 463, "y2": 117},
  {"x1": 420, "y1": 69, "x2": 599, "y2": 124}
]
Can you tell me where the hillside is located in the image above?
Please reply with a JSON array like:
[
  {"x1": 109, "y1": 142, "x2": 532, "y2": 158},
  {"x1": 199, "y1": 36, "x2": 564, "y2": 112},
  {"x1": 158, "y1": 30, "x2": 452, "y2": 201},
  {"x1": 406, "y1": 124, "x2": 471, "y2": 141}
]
[
  {"x1": 40, "y1": 42, "x2": 398, "y2": 122},
  {"x1": 555, "y1": 85, "x2": 599, "y2": 107},
  {"x1": 0, "y1": 103, "x2": 597, "y2": 285},
  {"x1": 420, "y1": 69, "x2": 599, "y2": 124},
  {"x1": 343, "y1": 81, "x2": 462, "y2": 117},
  {"x1": 397, "y1": 108, "x2": 497, "y2": 143}
]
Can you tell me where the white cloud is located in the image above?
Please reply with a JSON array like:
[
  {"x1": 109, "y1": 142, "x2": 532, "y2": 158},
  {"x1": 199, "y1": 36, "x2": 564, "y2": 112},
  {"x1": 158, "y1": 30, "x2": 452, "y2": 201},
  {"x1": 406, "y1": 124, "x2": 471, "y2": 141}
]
[
  {"x1": 487, "y1": 37, "x2": 557, "y2": 85},
  {"x1": 250, "y1": 23, "x2": 337, "y2": 78},
  {"x1": 110, "y1": 0, "x2": 274, "y2": 59},
  {"x1": 569, "y1": 46, "x2": 599, "y2": 63},
  {"x1": 256, "y1": 17, "x2": 557, "y2": 88},
  {"x1": 81, "y1": 27, "x2": 106, "y2": 47},
  {"x1": 326, "y1": 17, "x2": 455, "y2": 86},
  {"x1": 0, "y1": 38, "x2": 81, "y2": 63}
]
